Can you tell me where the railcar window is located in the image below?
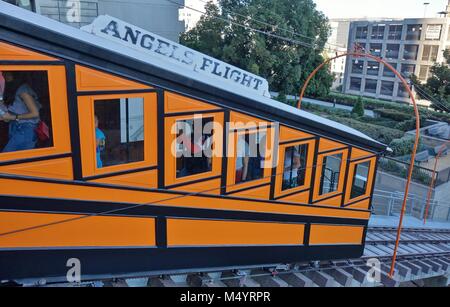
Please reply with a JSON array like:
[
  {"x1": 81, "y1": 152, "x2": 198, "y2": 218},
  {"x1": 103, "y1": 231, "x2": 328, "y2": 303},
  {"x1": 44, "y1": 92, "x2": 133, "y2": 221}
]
[
  {"x1": 176, "y1": 117, "x2": 213, "y2": 178},
  {"x1": 235, "y1": 131, "x2": 266, "y2": 184},
  {"x1": 94, "y1": 97, "x2": 144, "y2": 168},
  {"x1": 282, "y1": 144, "x2": 308, "y2": 191},
  {"x1": 319, "y1": 153, "x2": 343, "y2": 195},
  {"x1": 350, "y1": 161, "x2": 371, "y2": 199},
  {"x1": 0, "y1": 70, "x2": 53, "y2": 153}
]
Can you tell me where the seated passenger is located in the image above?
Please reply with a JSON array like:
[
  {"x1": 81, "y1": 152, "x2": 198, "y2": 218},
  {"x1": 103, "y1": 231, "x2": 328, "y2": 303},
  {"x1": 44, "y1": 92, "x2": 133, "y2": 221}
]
[
  {"x1": 0, "y1": 71, "x2": 41, "y2": 152},
  {"x1": 283, "y1": 146, "x2": 301, "y2": 189},
  {"x1": 95, "y1": 115, "x2": 106, "y2": 168}
]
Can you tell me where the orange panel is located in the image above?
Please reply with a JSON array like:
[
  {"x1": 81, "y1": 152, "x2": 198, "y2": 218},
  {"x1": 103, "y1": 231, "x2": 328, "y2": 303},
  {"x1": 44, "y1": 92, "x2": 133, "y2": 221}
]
[
  {"x1": 0, "y1": 158, "x2": 73, "y2": 180},
  {"x1": 75, "y1": 65, "x2": 151, "y2": 92},
  {"x1": 230, "y1": 184, "x2": 270, "y2": 200},
  {"x1": 167, "y1": 219, "x2": 305, "y2": 246},
  {"x1": 0, "y1": 41, "x2": 58, "y2": 61},
  {"x1": 351, "y1": 148, "x2": 374, "y2": 160},
  {"x1": 279, "y1": 125, "x2": 314, "y2": 142},
  {"x1": 318, "y1": 138, "x2": 347, "y2": 152},
  {"x1": 229, "y1": 112, "x2": 271, "y2": 130},
  {"x1": 0, "y1": 212, "x2": 155, "y2": 248},
  {"x1": 92, "y1": 169, "x2": 158, "y2": 189},
  {"x1": 346, "y1": 199, "x2": 371, "y2": 210},
  {"x1": 0, "y1": 66, "x2": 71, "y2": 163},
  {"x1": 278, "y1": 191, "x2": 310, "y2": 204},
  {"x1": 171, "y1": 178, "x2": 221, "y2": 195},
  {"x1": 0, "y1": 178, "x2": 371, "y2": 220},
  {"x1": 314, "y1": 195, "x2": 342, "y2": 207},
  {"x1": 164, "y1": 92, "x2": 220, "y2": 113},
  {"x1": 309, "y1": 225, "x2": 364, "y2": 245}
]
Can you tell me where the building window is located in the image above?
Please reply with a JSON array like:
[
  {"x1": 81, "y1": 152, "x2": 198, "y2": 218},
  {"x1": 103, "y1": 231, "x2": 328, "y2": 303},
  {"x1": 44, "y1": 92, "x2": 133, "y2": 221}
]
[
  {"x1": 422, "y1": 45, "x2": 439, "y2": 62},
  {"x1": 5, "y1": 0, "x2": 36, "y2": 12},
  {"x1": 351, "y1": 60, "x2": 364, "y2": 74},
  {"x1": 403, "y1": 45, "x2": 419, "y2": 60},
  {"x1": 350, "y1": 161, "x2": 371, "y2": 199},
  {"x1": 364, "y1": 79, "x2": 378, "y2": 93},
  {"x1": 380, "y1": 81, "x2": 395, "y2": 96},
  {"x1": 369, "y1": 43, "x2": 382, "y2": 57},
  {"x1": 94, "y1": 97, "x2": 144, "y2": 168},
  {"x1": 235, "y1": 130, "x2": 267, "y2": 184},
  {"x1": 401, "y1": 64, "x2": 416, "y2": 77},
  {"x1": 282, "y1": 143, "x2": 308, "y2": 191},
  {"x1": 383, "y1": 63, "x2": 397, "y2": 77},
  {"x1": 319, "y1": 153, "x2": 343, "y2": 195},
  {"x1": 419, "y1": 65, "x2": 430, "y2": 81},
  {"x1": 367, "y1": 61, "x2": 380, "y2": 76},
  {"x1": 385, "y1": 44, "x2": 400, "y2": 59},
  {"x1": 425, "y1": 24, "x2": 442, "y2": 41},
  {"x1": 0, "y1": 70, "x2": 53, "y2": 153},
  {"x1": 388, "y1": 24, "x2": 403, "y2": 40},
  {"x1": 350, "y1": 77, "x2": 362, "y2": 91},
  {"x1": 176, "y1": 117, "x2": 214, "y2": 179},
  {"x1": 355, "y1": 26, "x2": 368, "y2": 39},
  {"x1": 406, "y1": 24, "x2": 422, "y2": 41},
  {"x1": 371, "y1": 25, "x2": 385, "y2": 40},
  {"x1": 397, "y1": 84, "x2": 411, "y2": 98}
]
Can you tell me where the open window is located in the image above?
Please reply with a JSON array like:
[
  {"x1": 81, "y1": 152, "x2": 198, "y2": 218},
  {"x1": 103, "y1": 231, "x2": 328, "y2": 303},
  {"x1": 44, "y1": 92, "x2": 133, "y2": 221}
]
[
  {"x1": 344, "y1": 157, "x2": 376, "y2": 204},
  {"x1": 164, "y1": 112, "x2": 223, "y2": 187},
  {"x1": 226, "y1": 125, "x2": 274, "y2": 194},
  {"x1": 78, "y1": 93, "x2": 157, "y2": 177},
  {"x1": 313, "y1": 149, "x2": 348, "y2": 201},
  {"x1": 0, "y1": 65, "x2": 70, "y2": 162}
]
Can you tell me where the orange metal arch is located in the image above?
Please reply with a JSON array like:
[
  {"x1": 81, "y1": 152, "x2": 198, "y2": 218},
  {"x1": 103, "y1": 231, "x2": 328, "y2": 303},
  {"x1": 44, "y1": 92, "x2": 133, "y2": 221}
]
[{"x1": 297, "y1": 52, "x2": 421, "y2": 278}]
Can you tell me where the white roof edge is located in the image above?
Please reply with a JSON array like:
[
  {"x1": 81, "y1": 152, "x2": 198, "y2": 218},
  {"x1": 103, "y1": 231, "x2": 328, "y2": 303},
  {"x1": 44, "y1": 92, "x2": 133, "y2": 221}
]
[{"x1": 0, "y1": 2, "x2": 384, "y2": 147}]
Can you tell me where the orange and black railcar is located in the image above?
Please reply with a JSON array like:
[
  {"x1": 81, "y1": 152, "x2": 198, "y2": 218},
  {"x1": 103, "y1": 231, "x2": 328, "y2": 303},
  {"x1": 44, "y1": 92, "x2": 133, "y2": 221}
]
[{"x1": 0, "y1": 4, "x2": 386, "y2": 283}]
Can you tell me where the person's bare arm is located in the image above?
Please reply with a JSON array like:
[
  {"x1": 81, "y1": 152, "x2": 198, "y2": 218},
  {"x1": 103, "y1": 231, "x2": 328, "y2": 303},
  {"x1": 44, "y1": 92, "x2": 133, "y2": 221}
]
[{"x1": 17, "y1": 92, "x2": 39, "y2": 119}]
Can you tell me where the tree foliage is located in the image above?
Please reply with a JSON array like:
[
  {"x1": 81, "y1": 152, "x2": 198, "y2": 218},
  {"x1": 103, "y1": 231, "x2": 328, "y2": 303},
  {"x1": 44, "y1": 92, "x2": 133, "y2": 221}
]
[
  {"x1": 412, "y1": 49, "x2": 450, "y2": 112},
  {"x1": 351, "y1": 97, "x2": 364, "y2": 117},
  {"x1": 180, "y1": 0, "x2": 333, "y2": 98}
]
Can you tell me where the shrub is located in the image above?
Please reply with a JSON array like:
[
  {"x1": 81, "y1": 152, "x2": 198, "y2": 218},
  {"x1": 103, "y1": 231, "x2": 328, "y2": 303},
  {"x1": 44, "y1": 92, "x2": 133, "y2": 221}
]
[{"x1": 351, "y1": 97, "x2": 365, "y2": 117}]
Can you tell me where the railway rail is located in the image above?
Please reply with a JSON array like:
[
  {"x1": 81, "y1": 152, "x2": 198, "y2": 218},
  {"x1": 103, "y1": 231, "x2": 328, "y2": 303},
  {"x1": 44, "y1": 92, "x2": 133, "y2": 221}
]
[{"x1": 31, "y1": 226, "x2": 450, "y2": 287}]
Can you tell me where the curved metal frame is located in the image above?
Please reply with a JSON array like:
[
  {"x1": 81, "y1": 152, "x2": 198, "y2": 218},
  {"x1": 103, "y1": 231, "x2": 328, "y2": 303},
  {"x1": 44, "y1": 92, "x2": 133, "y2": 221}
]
[{"x1": 297, "y1": 51, "x2": 421, "y2": 278}]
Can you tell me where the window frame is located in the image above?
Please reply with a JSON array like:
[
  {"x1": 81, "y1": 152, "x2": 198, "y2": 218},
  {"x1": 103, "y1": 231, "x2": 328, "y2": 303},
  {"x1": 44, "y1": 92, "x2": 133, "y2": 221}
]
[
  {"x1": 164, "y1": 112, "x2": 224, "y2": 187},
  {"x1": 0, "y1": 65, "x2": 71, "y2": 163},
  {"x1": 274, "y1": 139, "x2": 315, "y2": 199},
  {"x1": 78, "y1": 92, "x2": 157, "y2": 177},
  {"x1": 226, "y1": 126, "x2": 274, "y2": 193},
  {"x1": 344, "y1": 157, "x2": 376, "y2": 204},
  {"x1": 313, "y1": 148, "x2": 348, "y2": 201}
]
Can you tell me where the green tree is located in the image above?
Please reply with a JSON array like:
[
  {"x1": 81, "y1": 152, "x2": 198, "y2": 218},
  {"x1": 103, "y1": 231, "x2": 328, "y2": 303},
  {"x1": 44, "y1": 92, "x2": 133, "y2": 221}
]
[
  {"x1": 180, "y1": 0, "x2": 333, "y2": 98},
  {"x1": 412, "y1": 49, "x2": 450, "y2": 112},
  {"x1": 351, "y1": 97, "x2": 365, "y2": 117}
]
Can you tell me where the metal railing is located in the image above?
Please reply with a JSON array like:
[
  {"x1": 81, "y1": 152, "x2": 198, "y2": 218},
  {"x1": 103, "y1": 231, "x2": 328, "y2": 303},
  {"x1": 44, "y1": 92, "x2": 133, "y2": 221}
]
[
  {"x1": 39, "y1": 0, "x2": 99, "y2": 28},
  {"x1": 372, "y1": 189, "x2": 450, "y2": 222}
]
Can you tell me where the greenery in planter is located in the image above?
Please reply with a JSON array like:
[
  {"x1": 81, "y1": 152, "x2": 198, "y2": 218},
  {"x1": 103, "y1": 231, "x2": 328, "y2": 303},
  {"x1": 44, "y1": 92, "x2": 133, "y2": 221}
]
[{"x1": 388, "y1": 136, "x2": 427, "y2": 157}]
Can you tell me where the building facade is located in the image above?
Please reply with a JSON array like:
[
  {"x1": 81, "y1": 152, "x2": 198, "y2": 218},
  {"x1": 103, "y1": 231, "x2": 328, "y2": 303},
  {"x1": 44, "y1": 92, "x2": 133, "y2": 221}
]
[
  {"x1": 6, "y1": 0, "x2": 185, "y2": 42},
  {"x1": 343, "y1": 17, "x2": 450, "y2": 103}
]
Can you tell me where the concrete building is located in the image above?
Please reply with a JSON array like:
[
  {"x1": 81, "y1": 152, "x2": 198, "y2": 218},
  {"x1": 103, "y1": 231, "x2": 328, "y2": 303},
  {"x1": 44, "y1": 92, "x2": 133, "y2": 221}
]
[
  {"x1": 343, "y1": 11, "x2": 450, "y2": 103},
  {"x1": 5, "y1": 0, "x2": 185, "y2": 42}
]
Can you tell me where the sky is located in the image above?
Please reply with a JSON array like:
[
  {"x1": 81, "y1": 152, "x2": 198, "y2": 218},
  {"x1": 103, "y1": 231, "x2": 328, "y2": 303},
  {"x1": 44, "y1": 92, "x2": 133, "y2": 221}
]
[{"x1": 314, "y1": 0, "x2": 448, "y2": 19}]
